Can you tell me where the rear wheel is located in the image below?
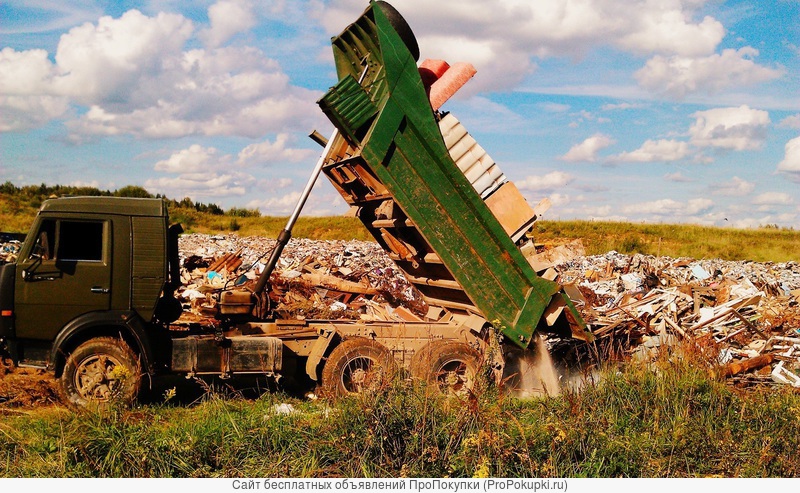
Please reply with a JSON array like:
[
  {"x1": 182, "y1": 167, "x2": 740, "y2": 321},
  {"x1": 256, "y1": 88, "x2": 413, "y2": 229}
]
[
  {"x1": 410, "y1": 341, "x2": 483, "y2": 396},
  {"x1": 60, "y1": 337, "x2": 141, "y2": 409},
  {"x1": 321, "y1": 338, "x2": 397, "y2": 398}
]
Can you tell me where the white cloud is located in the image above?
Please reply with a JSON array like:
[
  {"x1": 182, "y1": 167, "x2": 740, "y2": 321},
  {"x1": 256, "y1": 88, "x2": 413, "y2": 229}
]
[
  {"x1": 148, "y1": 143, "x2": 251, "y2": 199},
  {"x1": 155, "y1": 145, "x2": 227, "y2": 173},
  {"x1": 709, "y1": 176, "x2": 755, "y2": 196},
  {"x1": 560, "y1": 133, "x2": 614, "y2": 162},
  {"x1": 0, "y1": 48, "x2": 70, "y2": 131},
  {"x1": 247, "y1": 190, "x2": 302, "y2": 215},
  {"x1": 200, "y1": 0, "x2": 256, "y2": 48},
  {"x1": 664, "y1": 172, "x2": 692, "y2": 182},
  {"x1": 516, "y1": 171, "x2": 574, "y2": 191},
  {"x1": 689, "y1": 105, "x2": 770, "y2": 151},
  {"x1": 538, "y1": 102, "x2": 570, "y2": 113},
  {"x1": 601, "y1": 102, "x2": 644, "y2": 111},
  {"x1": 55, "y1": 10, "x2": 194, "y2": 104},
  {"x1": 621, "y1": 198, "x2": 713, "y2": 216},
  {"x1": 145, "y1": 171, "x2": 253, "y2": 199},
  {"x1": 0, "y1": 47, "x2": 57, "y2": 95},
  {"x1": 321, "y1": 1, "x2": 727, "y2": 93},
  {"x1": 613, "y1": 139, "x2": 690, "y2": 162},
  {"x1": 151, "y1": 135, "x2": 315, "y2": 199},
  {"x1": 237, "y1": 133, "x2": 316, "y2": 166},
  {"x1": 0, "y1": 2, "x2": 101, "y2": 35},
  {"x1": 777, "y1": 136, "x2": 800, "y2": 183},
  {"x1": 574, "y1": 204, "x2": 627, "y2": 222},
  {"x1": 730, "y1": 214, "x2": 798, "y2": 229},
  {"x1": 69, "y1": 179, "x2": 101, "y2": 188},
  {"x1": 752, "y1": 192, "x2": 793, "y2": 206},
  {"x1": 635, "y1": 47, "x2": 782, "y2": 98},
  {"x1": 547, "y1": 193, "x2": 571, "y2": 207},
  {"x1": 0, "y1": 9, "x2": 321, "y2": 138},
  {"x1": 246, "y1": 189, "x2": 347, "y2": 217},
  {"x1": 0, "y1": 94, "x2": 70, "y2": 132},
  {"x1": 616, "y1": 11, "x2": 723, "y2": 57},
  {"x1": 779, "y1": 114, "x2": 800, "y2": 129}
]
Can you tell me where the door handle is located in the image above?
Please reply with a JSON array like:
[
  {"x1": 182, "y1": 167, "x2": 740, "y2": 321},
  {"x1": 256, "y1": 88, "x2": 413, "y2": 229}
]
[{"x1": 90, "y1": 286, "x2": 110, "y2": 294}]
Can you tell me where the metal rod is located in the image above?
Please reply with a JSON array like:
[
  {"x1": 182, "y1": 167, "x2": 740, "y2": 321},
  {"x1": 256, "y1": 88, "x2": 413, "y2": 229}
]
[
  {"x1": 253, "y1": 64, "x2": 369, "y2": 295},
  {"x1": 253, "y1": 128, "x2": 338, "y2": 294},
  {"x1": 253, "y1": 64, "x2": 370, "y2": 294}
]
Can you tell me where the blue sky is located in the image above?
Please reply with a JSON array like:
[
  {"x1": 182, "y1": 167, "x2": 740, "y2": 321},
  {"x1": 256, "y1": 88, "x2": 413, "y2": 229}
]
[{"x1": 1, "y1": 0, "x2": 799, "y2": 229}]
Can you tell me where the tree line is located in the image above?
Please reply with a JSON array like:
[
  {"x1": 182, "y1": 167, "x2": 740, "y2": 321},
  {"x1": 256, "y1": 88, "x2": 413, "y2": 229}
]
[{"x1": 0, "y1": 181, "x2": 260, "y2": 217}]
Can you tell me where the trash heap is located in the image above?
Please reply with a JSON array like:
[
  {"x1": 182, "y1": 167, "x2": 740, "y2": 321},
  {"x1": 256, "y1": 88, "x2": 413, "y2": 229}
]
[
  {"x1": 177, "y1": 234, "x2": 799, "y2": 388},
  {"x1": 554, "y1": 250, "x2": 800, "y2": 388},
  {"x1": 0, "y1": 234, "x2": 24, "y2": 264},
  {"x1": 177, "y1": 234, "x2": 426, "y2": 323}
]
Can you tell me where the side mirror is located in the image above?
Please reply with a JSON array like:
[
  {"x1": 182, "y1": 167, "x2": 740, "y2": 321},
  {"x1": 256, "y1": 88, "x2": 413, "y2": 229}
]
[{"x1": 30, "y1": 232, "x2": 50, "y2": 260}]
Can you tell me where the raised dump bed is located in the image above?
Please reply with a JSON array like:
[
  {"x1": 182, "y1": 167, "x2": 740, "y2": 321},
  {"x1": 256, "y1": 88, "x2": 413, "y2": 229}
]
[{"x1": 316, "y1": 2, "x2": 590, "y2": 349}]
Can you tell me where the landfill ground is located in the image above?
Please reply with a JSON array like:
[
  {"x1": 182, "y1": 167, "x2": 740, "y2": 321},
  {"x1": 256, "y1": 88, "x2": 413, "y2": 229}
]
[{"x1": 1, "y1": 234, "x2": 799, "y2": 411}]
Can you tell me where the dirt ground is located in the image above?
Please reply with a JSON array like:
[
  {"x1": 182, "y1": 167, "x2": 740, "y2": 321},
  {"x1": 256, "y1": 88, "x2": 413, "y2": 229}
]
[{"x1": 0, "y1": 357, "x2": 61, "y2": 412}]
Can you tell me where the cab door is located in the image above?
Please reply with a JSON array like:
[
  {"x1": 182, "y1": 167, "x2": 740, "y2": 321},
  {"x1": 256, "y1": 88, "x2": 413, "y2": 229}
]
[{"x1": 15, "y1": 218, "x2": 112, "y2": 342}]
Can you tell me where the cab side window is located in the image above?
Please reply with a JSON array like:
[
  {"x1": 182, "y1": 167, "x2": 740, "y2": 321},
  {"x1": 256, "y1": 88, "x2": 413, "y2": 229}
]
[
  {"x1": 57, "y1": 221, "x2": 104, "y2": 261},
  {"x1": 29, "y1": 220, "x2": 104, "y2": 262}
]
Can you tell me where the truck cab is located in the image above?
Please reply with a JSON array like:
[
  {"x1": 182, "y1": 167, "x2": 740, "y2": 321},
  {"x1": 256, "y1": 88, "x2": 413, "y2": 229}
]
[{"x1": 0, "y1": 197, "x2": 181, "y2": 378}]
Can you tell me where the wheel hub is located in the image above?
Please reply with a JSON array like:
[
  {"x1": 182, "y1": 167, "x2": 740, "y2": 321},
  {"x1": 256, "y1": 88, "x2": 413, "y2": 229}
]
[
  {"x1": 437, "y1": 360, "x2": 472, "y2": 394},
  {"x1": 74, "y1": 355, "x2": 122, "y2": 401},
  {"x1": 342, "y1": 357, "x2": 381, "y2": 393}
]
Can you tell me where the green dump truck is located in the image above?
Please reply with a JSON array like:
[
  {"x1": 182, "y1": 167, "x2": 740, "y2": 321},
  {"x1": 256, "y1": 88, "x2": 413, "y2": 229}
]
[{"x1": 0, "y1": 1, "x2": 590, "y2": 407}]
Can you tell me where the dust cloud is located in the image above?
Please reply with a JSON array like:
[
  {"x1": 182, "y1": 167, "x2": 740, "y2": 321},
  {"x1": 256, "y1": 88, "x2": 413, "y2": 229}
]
[{"x1": 505, "y1": 335, "x2": 562, "y2": 398}]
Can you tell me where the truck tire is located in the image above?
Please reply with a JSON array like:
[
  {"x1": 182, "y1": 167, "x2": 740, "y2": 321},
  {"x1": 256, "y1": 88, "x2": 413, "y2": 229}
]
[
  {"x1": 321, "y1": 337, "x2": 397, "y2": 398},
  {"x1": 375, "y1": 1, "x2": 420, "y2": 61},
  {"x1": 59, "y1": 337, "x2": 141, "y2": 409},
  {"x1": 410, "y1": 340, "x2": 483, "y2": 396}
]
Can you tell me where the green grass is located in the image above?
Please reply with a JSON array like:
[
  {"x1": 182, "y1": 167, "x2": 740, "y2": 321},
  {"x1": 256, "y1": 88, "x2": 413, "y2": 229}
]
[
  {"x1": 534, "y1": 220, "x2": 799, "y2": 262},
  {"x1": 2, "y1": 353, "x2": 799, "y2": 478},
  {"x1": 168, "y1": 208, "x2": 374, "y2": 242}
]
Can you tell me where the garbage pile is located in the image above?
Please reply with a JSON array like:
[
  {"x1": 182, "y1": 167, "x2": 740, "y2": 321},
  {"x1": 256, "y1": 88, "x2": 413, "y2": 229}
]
[
  {"x1": 177, "y1": 234, "x2": 426, "y2": 323},
  {"x1": 0, "y1": 233, "x2": 24, "y2": 264},
  {"x1": 176, "y1": 234, "x2": 800, "y2": 388},
  {"x1": 553, "y1": 250, "x2": 800, "y2": 388}
]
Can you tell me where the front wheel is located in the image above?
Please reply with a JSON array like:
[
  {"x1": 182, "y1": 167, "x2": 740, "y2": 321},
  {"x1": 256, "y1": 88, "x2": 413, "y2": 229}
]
[
  {"x1": 60, "y1": 337, "x2": 141, "y2": 409},
  {"x1": 321, "y1": 338, "x2": 397, "y2": 398}
]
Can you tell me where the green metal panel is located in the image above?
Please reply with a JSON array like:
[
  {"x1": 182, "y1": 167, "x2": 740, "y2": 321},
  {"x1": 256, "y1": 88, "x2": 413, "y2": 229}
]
[
  {"x1": 318, "y1": 2, "x2": 587, "y2": 348},
  {"x1": 319, "y1": 74, "x2": 379, "y2": 143},
  {"x1": 131, "y1": 216, "x2": 167, "y2": 322},
  {"x1": 40, "y1": 197, "x2": 167, "y2": 217}
]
